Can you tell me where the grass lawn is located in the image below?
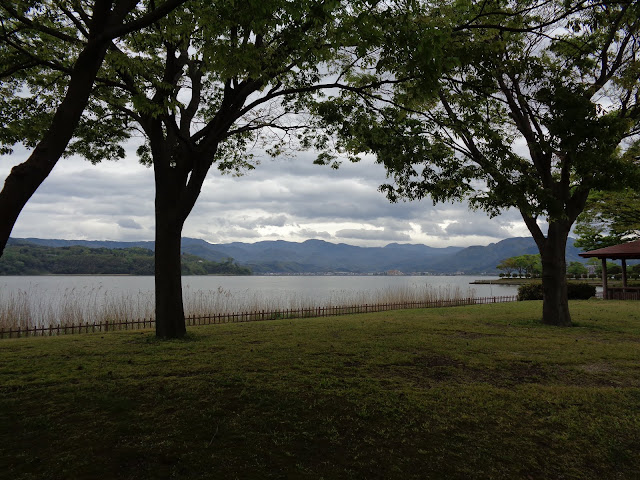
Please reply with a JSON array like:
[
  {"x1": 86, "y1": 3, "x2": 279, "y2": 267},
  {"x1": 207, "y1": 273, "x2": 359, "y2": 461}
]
[{"x1": 1, "y1": 300, "x2": 639, "y2": 479}]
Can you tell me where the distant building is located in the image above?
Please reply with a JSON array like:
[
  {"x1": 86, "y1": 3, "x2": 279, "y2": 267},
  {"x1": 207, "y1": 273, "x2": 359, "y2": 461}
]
[{"x1": 386, "y1": 269, "x2": 404, "y2": 276}]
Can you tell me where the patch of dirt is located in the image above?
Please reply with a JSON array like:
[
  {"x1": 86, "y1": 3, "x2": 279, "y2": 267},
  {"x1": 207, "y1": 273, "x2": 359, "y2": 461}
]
[
  {"x1": 453, "y1": 331, "x2": 501, "y2": 339},
  {"x1": 343, "y1": 361, "x2": 363, "y2": 368},
  {"x1": 412, "y1": 355, "x2": 463, "y2": 368},
  {"x1": 378, "y1": 354, "x2": 464, "y2": 387},
  {"x1": 576, "y1": 363, "x2": 613, "y2": 374}
]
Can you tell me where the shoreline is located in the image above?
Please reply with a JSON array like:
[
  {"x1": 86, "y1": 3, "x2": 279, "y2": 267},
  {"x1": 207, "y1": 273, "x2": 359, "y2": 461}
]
[{"x1": 471, "y1": 278, "x2": 635, "y2": 287}]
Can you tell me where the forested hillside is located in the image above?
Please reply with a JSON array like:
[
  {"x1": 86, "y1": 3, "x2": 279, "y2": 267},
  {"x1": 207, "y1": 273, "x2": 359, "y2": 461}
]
[
  {"x1": 9, "y1": 236, "x2": 584, "y2": 274},
  {"x1": 0, "y1": 243, "x2": 251, "y2": 276}
]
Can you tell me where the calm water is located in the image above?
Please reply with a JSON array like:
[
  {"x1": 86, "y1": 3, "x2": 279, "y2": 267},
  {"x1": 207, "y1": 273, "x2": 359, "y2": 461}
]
[
  {"x1": 1, "y1": 275, "x2": 517, "y2": 301},
  {"x1": 0, "y1": 275, "x2": 518, "y2": 327}
]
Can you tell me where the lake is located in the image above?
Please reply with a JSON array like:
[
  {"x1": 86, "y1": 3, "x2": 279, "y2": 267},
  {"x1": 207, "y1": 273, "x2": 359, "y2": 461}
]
[{"x1": 0, "y1": 275, "x2": 518, "y2": 327}]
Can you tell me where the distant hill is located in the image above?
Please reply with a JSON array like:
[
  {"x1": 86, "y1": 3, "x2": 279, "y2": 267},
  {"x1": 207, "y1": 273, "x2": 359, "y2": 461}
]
[
  {"x1": 427, "y1": 237, "x2": 585, "y2": 274},
  {"x1": 8, "y1": 236, "x2": 585, "y2": 274},
  {"x1": 0, "y1": 242, "x2": 250, "y2": 276}
]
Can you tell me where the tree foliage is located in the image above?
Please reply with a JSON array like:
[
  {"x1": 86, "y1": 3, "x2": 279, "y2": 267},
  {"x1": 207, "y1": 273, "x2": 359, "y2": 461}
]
[
  {"x1": 3, "y1": 0, "x2": 406, "y2": 337},
  {"x1": 0, "y1": 0, "x2": 188, "y2": 258},
  {"x1": 566, "y1": 261, "x2": 588, "y2": 277},
  {"x1": 496, "y1": 256, "x2": 518, "y2": 276},
  {"x1": 313, "y1": 0, "x2": 640, "y2": 326},
  {"x1": 497, "y1": 254, "x2": 541, "y2": 277},
  {"x1": 574, "y1": 189, "x2": 640, "y2": 251}
]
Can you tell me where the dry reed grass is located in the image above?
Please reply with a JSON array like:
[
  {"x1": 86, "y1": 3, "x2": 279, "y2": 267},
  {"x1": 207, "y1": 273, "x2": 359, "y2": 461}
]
[{"x1": 0, "y1": 283, "x2": 475, "y2": 330}]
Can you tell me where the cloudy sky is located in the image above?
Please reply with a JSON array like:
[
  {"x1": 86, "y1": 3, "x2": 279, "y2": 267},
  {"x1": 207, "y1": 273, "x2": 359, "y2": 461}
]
[{"x1": 1, "y1": 143, "x2": 536, "y2": 248}]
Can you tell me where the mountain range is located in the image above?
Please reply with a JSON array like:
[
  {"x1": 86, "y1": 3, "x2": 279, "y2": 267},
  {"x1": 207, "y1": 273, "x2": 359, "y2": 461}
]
[{"x1": 8, "y1": 236, "x2": 585, "y2": 274}]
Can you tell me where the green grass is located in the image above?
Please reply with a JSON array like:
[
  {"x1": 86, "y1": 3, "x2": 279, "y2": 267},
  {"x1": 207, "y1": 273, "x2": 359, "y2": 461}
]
[{"x1": 1, "y1": 300, "x2": 639, "y2": 480}]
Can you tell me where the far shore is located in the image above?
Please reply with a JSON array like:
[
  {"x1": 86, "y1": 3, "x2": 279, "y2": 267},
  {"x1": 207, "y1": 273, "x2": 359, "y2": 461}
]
[{"x1": 471, "y1": 277, "x2": 636, "y2": 287}]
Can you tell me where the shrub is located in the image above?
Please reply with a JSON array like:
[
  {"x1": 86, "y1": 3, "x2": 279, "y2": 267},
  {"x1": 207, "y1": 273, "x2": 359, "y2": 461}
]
[
  {"x1": 518, "y1": 283, "x2": 543, "y2": 301},
  {"x1": 518, "y1": 282, "x2": 596, "y2": 301},
  {"x1": 567, "y1": 283, "x2": 596, "y2": 300}
]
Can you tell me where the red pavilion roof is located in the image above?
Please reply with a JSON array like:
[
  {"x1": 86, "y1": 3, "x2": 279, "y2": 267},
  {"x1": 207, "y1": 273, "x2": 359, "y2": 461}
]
[{"x1": 578, "y1": 239, "x2": 640, "y2": 259}]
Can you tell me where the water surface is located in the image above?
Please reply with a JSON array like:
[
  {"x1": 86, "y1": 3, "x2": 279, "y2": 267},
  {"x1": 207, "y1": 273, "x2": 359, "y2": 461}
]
[{"x1": 1, "y1": 275, "x2": 518, "y2": 327}]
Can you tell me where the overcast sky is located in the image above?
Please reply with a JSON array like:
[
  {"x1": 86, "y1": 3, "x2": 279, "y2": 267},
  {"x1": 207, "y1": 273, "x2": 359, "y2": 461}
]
[{"x1": 1, "y1": 143, "x2": 538, "y2": 248}]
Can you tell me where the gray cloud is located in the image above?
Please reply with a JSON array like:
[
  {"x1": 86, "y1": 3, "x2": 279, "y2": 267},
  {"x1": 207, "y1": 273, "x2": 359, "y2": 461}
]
[
  {"x1": 255, "y1": 214, "x2": 289, "y2": 228},
  {"x1": 3, "y1": 146, "x2": 534, "y2": 248},
  {"x1": 335, "y1": 228, "x2": 411, "y2": 242},
  {"x1": 218, "y1": 227, "x2": 263, "y2": 240},
  {"x1": 117, "y1": 218, "x2": 143, "y2": 230},
  {"x1": 445, "y1": 219, "x2": 511, "y2": 238},
  {"x1": 419, "y1": 221, "x2": 447, "y2": 236},
  {"x1": 296, "y1": 228, "x2": 333, "y2": 239}
]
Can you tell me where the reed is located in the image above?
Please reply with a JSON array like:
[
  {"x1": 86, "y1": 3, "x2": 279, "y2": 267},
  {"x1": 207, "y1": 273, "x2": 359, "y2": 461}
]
[
  {"x1": 0, "y1": 282, "x2": 475, "y2": 330},
  {"x1": 0, "y1": 284, "x2": 155, "y2": 330}
]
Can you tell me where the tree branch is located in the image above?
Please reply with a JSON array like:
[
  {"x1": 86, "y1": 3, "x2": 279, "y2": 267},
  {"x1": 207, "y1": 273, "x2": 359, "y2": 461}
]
[{"x1": 103, "y1": 0, "x2": 188, "y2": 40}]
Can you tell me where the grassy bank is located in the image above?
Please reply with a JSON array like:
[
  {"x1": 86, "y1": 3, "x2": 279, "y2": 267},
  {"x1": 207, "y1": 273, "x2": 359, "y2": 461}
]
[{"x1": 1, "y1": 301, "x2": 639, "y2": 479}]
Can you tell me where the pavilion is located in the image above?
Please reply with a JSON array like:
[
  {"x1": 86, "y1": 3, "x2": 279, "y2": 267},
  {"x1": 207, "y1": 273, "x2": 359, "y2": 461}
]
[{"x1": 579, "y1": 239, "x2": 640, "y2": 300}]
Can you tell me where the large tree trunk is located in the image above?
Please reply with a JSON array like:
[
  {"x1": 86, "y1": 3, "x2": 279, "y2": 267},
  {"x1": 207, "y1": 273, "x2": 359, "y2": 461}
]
[
  {"x1": 150, "y1": 140, "x2": 209, "y2": 338},
  {"x1": 154, "y1": 188, "x2": 187, "y2": 338},
  {"x1": 522, "y1": 211, "x2": 575, "y2": 326},
  {"x1": 539, "y1": 222, "x2": 572, "y2": 326}
]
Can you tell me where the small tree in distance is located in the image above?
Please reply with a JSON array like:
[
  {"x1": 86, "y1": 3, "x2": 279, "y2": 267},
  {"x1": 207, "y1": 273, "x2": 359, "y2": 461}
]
[
  {"x1": 497, "y1": 254, "x2": 541, "y2": 278},
  {"x1": 517, "y1": 254, "x2": 541, "y2": 278},
  {"x1": 567, "y1": 261, "x2": 588, "y2": 279},
  {"x1": 497, "y1": 257, "x2": 517, "y2": 277}
]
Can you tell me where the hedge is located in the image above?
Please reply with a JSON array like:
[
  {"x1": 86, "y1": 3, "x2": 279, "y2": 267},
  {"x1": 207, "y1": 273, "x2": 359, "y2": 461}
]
[{"x1": 517, "y1": 283, "x2": 596, "y2": 301}]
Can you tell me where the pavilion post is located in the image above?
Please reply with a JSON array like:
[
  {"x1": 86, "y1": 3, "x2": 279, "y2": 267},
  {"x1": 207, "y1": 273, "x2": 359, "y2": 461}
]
[
  {"x1": 601, "y1": 258, "x2": 608, "y2": 299},
  {"x1": 622, "y1": 259, "x2": 627, "y2": 289}
]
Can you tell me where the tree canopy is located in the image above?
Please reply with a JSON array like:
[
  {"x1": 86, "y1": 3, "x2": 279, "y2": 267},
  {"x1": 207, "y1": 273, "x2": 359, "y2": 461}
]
[
  {"x1": 313, "y1": 0, "x2": 640, "y2": 326},
  {"x1": 4, "y1": 1, "x2": 640, "y2": 333},
  {"x1": 574, "y1": 189, "x2": 640, "y2": 251},
  {"x1": 0, "y1": 0, "x2": 188, "y2": 257},
  {"x1": 2, "y1": 0, "x2": 412, "y2": 337},
  {"x1": 497, "y1": 254, "x2": 541, "y2": 277},
  {"x1": 566, "y1": 261, "x2": 588, "y2": 278}
]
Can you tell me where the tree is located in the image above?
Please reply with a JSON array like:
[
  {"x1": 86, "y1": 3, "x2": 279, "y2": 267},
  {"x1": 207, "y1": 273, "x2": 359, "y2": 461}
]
[
  {"x1": 574, "y1": 188, "x2": 640, "y2": 251},
  {"x1": 496, "y1": 257, "x2": 517, "y2": 276},
  {"x1": 315, "y1": 1, "x2": 640, "y2": 326},
  {"x1": 498, "y1": 254, "x2": 541, "y2": 277},
  {"x1": 24, "y1": 0, "x2": 398, "y2": 337},
  {"x1": 567, "y1": 261, "x2": 587, "y2": 278},
  {"x1": 511, "y1": 256, "x2": 527, "y2": 278},
  {"x1": 0, "y1": 0, "x2": 188, "y2": 258},
  {"x1": 516, "y1": 254, "x2": 541, "y2": 278},
  {"x1": 588, "y1": 260, "x2": 622, "y2": 276},
  {"x1": 608, "y1": 263, "x2": 623, "y2": 276}
]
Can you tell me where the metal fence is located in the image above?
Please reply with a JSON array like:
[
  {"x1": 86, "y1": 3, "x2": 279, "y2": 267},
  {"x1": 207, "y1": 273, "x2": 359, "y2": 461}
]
[{"x1": 0, "y1": 295, "x2": 517, "y2": 340}]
